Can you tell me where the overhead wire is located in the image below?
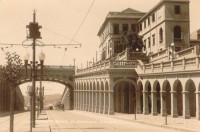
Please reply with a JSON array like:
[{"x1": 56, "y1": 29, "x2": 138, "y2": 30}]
[{"x1": 60, "y1": 0, "x2": 96, "y2": 66}]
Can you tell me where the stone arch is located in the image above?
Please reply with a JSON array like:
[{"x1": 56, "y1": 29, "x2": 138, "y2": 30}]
[
  {"x1": 137, "y1": 80, "x2": 143, "y2": 113},
  {"x1": 113, "y1": 79, "x2": 136, "y2": 114},
  {"x1": 152, "y1": 80, "x2": 161, "y2": 115},
  {"x1": 162, "y1": 80, "x2": 171, "y2": 115},
  {"x1": 17, "y1": 79, "x2": 74, "y2": 110},
  {"x1": 95, "y1": 80, "x2": 100, "y2": 113},
  {"x1": 99, "y1": 80, "x2": 104, "y2": 113},
  {"x1": 143, "y1": 80, "x2": 152, "y2": 114},
  {"x1": 172, "y1": 79, "x2": 183, "y2": 117},
  {"x1": 185, "y1": 79, "x2": 196, "y2": 117},
  {"x1": 104, "y1": 80, "x2": 109, "y2": 114}
]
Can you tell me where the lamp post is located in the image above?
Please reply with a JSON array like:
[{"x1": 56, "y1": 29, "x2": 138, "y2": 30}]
[
  {"x1": 24, "y1": 10, "x2": 42, "y2": 128},
  {"x1": 171, "y1": 42, "x2": 175, "y2": 60},
  {"x1": 24, "y1": 50, "x2": 45, "y2": 129}
]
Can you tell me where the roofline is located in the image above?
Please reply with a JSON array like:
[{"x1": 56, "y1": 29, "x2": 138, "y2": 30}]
[
  {"x1": 97, "y1": 12, "x2": 145, "y2": 36},
  {"x1": 138, "y1": 0, "x2": 190, "y2": 23}
]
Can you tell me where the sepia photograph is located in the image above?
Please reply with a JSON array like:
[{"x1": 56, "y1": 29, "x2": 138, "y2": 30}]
[{"x1": 0, "y1": 0, "x2": 200, "y2": 131}]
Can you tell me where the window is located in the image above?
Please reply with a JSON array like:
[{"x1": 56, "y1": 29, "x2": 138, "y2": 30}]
[
  {"x1": 148, "y1": 18, "x2": 150, "y2": 25},
  {"x1": 140, "y1": 24, "x2": 142, "y2": 31},
  {"x1": 148, "y1": 37, "x2": 151, "y2": 48},
  {"x1": 159, "y1": 28, "x2": 163, "y2": 43},
  {"x1": 174, "y1": 26, "x2": 181, "y2": 39},
  {"x1": 144, "y1": 39, "x2": 146, "y2": 48},
  {"x1": 131, "y1": 24, "x2": 137, "y2": 32},
  {"x1": 152, "y1": 34, "x2": 155, "y2": 45},
  {"x1": 114, "y1": 41, "x2": 122, "y2": 53},
  {"x1": 152, "y1": 13, "x2": 155, "y2": 22},
  {"x1": 113, "y1": 24, "x2": 119, "y2": 34},
  {"x1": 122, "y1": 24, "x2": 128, "y2": 33},
  {"x1": 144, "y1": 21, "x2": 146, "y2": 29},
  {"x1": 174, "y1": 5, "x2": 180, "y2": 14}
]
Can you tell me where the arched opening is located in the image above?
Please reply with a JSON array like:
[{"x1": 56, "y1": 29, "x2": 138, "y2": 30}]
[
  {"x1": 174, "y1": 80, "x2": 183, "y2": 116},
  {"x1": 100, "y1": 81, "x2": 104, "y2": 113},
  {"x1": 105, "y1": 81, "x2": 109, "y2": 114},
  {"x1": 185, "y1": 80, "x2": 196, "y2": 117},
  {"x1": 154, "y1": 82, "x2": 161, "y2": 114},
  {"x1": 19, "y1": 81, "x2": 73, "y2": 111},
  {"x1": 114, "y1": 81, "x2": 136, "y2": 114},
  {"x1": 147, "y1": 82, "x2": 152, "y2": 114},
  {"x1": 96, "y1": 81, "x2": 100, "y2": 113},
  {"x1": 137, "y1": 81, "x2": 143, "y2": 113},
  {"x1": 92, "y1": 81, "x2": 96, "y2": 112},
  {"x1": 163, "y1": 81, "x2": 171, "y2": 115}
]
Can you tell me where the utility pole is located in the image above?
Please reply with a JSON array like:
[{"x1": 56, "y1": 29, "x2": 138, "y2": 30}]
[{"x1": 26, "y1": 10, "x2": 42, "y2": 128}]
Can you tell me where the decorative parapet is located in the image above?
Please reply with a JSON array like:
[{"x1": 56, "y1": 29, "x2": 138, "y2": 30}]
[
  {"x1": 139, "y1": 55, "x2": 200, "y2": 74},
  {"x1": 176, "y1": 45, "x2": 200, "y2": 58},
  {"x1": 76, "y1": 60, "x2": 138, "y2": 75}
]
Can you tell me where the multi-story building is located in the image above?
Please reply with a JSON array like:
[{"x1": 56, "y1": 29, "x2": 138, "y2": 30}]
[
  {"x1": 74, "y1": 0, "x2": 200, "y2": 120},
  {"x1": 138, "y1": 0, "x2": 190, "y2": 55}
]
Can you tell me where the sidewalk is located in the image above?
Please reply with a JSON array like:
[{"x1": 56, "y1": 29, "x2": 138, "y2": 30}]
[{"x1": 110, "y1": 113, "x2": 200, "y2": 132}]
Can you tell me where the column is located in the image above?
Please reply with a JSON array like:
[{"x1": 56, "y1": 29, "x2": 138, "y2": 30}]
[
  {"x1": 160, "y1": 91, "x2": 166, "y2": 116},
  {"x1": 151, "y1": 91, "x2": 157, "y2": 115},
  {"x1": 95, "y1": 91, "x2": 99, "y2": 113},
  {"x1": 196, "y1": 92, "x2": 200, "y2": 120},
  {"x1": 108, "y1": 90, "x2": 114, "y2": 115},
  {"x1": 143, "y1": 91, "x2": 149, "y2": 115},
  {"x1": 182, "y1": 91, "x2": 190, "y2": 119},
  {"x1": 171, "y1": 91, "x2": 178, "y2": 118},
  {"x1": 136, "y1": 90, "x2": 142, "y2": 114}
]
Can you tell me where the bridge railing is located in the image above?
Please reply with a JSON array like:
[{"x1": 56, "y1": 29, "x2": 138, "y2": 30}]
[{"x1": 76, "y1": 60, "x2": 138, "y2": 75}]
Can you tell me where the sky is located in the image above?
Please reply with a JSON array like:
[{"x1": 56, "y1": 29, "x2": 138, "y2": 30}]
[{"x1": 0, "y1": 0, "x2": 200, "y2": 95}]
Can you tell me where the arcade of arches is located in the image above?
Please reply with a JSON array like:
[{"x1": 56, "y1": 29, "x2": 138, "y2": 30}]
[{"x1": 74, "y1": 77, "x2": 200, "y2": 120}]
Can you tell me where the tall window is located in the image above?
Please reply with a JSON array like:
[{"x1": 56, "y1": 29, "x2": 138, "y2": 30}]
[
  {"x1": 144, "y1": 21, "x2": 146, "y2": 29},
  {"x1": 174, "y1": 26, "x2": 181, "y2": 39},
  {"x1": 159, "y1": 28, "x2": 163, "y2": 43},
  {"x1": 148, "y1": 37, "x2": 151, "y2": 48},
  {"x1": 144, "y1": 39, "x2": 146, "y2": 48},
  {"x1": 174, "y1": 5, "x2": 181, "y2": 14},
  {"x1": 122, "y1": 24, "x2": 128, "y2": 33},
  {"x1": 140, "y1": 24, "x2": 142, "y2": 31},
  {"x1": 152, "y1": 34, "x2": 155, "y2": 45},
  {"x1": 152, "y1": 13, "x2": 155, "y2": 22},
  {"x1": 113, "y1": 24, "x2": 119, "y2": 34},
  {"x1": 148, "y1": 18, "x2": 150, "y2": 25}
]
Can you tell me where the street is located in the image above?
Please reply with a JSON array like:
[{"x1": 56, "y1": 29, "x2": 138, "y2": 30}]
[{"x1": 0, "y1": 110, "x2": 182, "y2": 132}]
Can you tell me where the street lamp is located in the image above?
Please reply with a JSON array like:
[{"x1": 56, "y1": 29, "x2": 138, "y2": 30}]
[{"x1": 24, "y1": 51, "x2": 45, "y2": 129}]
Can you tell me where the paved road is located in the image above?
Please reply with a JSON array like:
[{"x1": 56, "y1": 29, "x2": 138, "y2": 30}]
[
  {"x1": 0, "y1": 110, "x2": 182, "y2": 132},
  {"x1": 46, "y1": 110, "x2": 181, "y2": 132},
  {"x1": 0, "y1": 111, "x2": 30, "y2": 132}
]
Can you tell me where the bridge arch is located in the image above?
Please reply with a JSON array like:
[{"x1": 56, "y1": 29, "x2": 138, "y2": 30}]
[{"x1": 17, "y1": 79, "x2": 74, "y2": 110}]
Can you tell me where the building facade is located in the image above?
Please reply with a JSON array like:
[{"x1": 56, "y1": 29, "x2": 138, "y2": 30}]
[{"x1": 74, "y1": 0, "x2": 200, "y2": 120}]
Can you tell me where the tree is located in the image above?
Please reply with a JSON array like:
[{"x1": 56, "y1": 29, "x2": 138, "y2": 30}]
[
  {"x1": 1, "y1": 52, "x2": 23, "y2": 82},
  {"x1": 120, "y1": 31, "x2": 145, "y2": 52},
  {"x1": 1, "y1": 52, "x2": 23, "y2": 132}
]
